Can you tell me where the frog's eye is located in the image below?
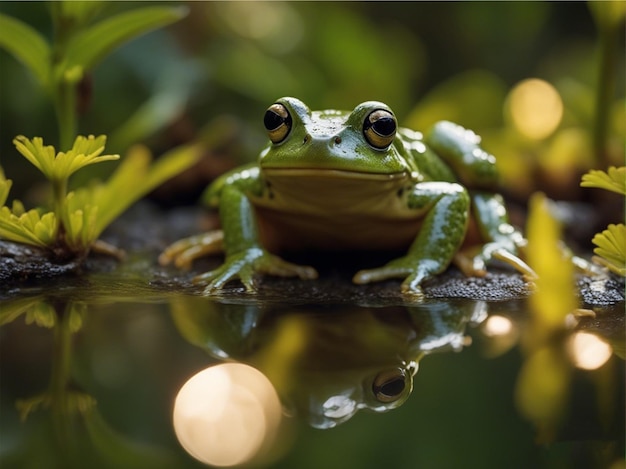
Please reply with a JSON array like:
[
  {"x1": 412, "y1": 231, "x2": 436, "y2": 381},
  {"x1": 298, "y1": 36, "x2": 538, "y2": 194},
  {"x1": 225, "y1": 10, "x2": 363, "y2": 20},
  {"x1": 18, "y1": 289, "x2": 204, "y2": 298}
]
[
  {"x1": 363, "y1": 109, "x2": 397, "y2": 149},
  {"x1": 264, "y1": 103, "x2": 292, "y2": 144},
  {"x1": 372, "y1": 368, "x2": 406, "y2": 403}
]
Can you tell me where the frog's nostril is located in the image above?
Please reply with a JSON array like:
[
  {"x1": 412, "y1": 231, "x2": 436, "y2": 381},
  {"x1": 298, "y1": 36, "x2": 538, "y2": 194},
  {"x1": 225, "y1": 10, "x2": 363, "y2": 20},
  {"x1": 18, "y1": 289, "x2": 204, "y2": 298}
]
[{"x1": 303, "y1": 134, "x2": 311, "y2": 144}]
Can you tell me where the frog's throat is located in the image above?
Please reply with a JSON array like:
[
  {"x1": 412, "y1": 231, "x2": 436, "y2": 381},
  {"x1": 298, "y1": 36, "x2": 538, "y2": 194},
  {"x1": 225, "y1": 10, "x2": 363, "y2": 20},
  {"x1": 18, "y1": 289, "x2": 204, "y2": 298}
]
[
  {"x1": 253, "y1": 167, "x2": 413, "y2": 221},
  {"x1": 252, "y1": 167, "x2": 418, "y2": 251}
]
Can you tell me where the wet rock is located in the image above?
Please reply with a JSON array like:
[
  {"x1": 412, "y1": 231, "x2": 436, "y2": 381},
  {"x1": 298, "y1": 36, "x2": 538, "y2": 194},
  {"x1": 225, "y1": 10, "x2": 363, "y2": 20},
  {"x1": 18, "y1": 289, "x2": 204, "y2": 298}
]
[
  {"x1": 577, "y1": 274, "x2": 625, "y2": 306},
  {"x1": 1, "y1": 201, "x2": 624, "y2": 308},
  {"x1": 0, "y1": 241, "x2": 79, "y2": 284}
]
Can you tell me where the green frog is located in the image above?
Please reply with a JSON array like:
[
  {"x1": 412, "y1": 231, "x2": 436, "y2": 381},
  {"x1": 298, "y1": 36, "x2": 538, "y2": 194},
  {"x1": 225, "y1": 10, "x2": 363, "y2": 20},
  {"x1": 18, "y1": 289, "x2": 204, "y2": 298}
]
[{"x1": 160, "y1": 97, "x2": 533, "y2": 297}]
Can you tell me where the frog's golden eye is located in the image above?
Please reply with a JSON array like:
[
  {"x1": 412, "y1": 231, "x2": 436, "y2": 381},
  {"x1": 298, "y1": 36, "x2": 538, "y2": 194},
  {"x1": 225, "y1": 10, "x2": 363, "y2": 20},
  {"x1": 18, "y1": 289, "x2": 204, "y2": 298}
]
[
  {"x1": 363, "y1": 109, "x2": 397, "y2": 149},
  {"x1": 264, "y1": 103, "x2": 292, "y2": 144},
  {"x1": 372, "y1": 368, "x2": 406, "y2": 403}
]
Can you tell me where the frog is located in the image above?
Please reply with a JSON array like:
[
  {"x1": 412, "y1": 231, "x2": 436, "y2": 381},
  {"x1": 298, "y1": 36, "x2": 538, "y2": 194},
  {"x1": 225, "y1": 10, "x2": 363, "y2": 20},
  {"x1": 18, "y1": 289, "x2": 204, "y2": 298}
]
[{"x1": 159, "y1": 97, "x2": 534, "y2": 297}]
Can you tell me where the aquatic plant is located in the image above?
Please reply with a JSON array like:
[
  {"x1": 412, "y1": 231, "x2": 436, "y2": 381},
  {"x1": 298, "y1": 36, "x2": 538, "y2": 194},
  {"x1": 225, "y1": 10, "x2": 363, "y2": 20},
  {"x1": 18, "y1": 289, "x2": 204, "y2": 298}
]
[
  {"x1": 1, "y1": 136, "x2": 202, "y2": 259},
  {"x1": 581, "y1": 166, "x2": 626, "y2": 275},
  {"x1": 0, "y1": 3, "x2": 197, "y2": 262}
]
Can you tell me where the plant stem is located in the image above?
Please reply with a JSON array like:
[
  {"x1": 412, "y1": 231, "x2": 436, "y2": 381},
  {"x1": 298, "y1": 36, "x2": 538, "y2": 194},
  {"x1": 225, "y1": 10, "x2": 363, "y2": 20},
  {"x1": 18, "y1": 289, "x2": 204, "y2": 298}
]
[
  {"x1": 592, "y1": 6, "x2": 620, "y2": 168},
  {"x1": 52, "y1": 176, "x2": 68, "y2": 239},
  {"x1": 56, "y1": 80, "x2": 78, "y2": 152},
  {"x1": 50, "y1": 3, "x2": 78, "y2": 150}
]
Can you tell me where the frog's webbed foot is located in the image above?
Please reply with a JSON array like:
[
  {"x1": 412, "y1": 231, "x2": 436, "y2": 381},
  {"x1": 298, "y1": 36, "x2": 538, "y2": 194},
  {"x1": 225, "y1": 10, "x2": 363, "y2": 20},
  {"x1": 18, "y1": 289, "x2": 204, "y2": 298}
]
[
  {"x1": 194, "y1": 247, "x2": 318, "y2": 295},
  {"x1": 158, "y1": 231, "x2": 225, "y2": 270},
  {"x1": 353, "y1": 257, "x2": 443, "y2": 300}
]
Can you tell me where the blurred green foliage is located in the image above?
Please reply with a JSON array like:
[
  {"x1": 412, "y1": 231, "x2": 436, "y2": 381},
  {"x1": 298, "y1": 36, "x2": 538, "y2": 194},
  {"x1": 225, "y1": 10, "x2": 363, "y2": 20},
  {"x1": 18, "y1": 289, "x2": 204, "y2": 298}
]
[
  {"x1": 1, "y1": 2, "x2": 624, "y2": 205},
  {"x1": 0, "y1": 2, "x2": 204, "y2": 259}
]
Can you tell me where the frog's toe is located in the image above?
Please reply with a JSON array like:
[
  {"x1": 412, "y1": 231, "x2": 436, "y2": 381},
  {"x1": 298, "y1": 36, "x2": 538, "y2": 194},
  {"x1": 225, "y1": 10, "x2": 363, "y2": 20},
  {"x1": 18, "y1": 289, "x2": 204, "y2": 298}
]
[
  {"x1": 490, "y1": 248, "x2": 537, "y2": 279},
  {"x1": 453, "y1": 251, "x2": 487, "y2": 277},
  {"x1": 194, "y1": 264, "x2": 258, "y2": 295},
  {"x1": 399, "y1": 278, "x2": 426, "y2": 300},
  {"x1": 352, "y1": 266, "x2": 411, "y2": 285},
  {"x1": 193, "y1": 248, "x2": 318, "y2": 295},
  {"x1": 158, "y1": 231, "x2": 224, "y2": 269},
  {"x1": 261, "y1": 256, "x2": 318, "y2": 280}
]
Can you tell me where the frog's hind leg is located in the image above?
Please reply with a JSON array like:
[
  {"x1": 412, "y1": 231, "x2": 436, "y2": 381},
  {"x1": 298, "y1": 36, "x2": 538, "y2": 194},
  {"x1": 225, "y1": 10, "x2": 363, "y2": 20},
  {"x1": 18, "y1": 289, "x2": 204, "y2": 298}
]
[
  {"x1": 453, "y1": 245, "x2": 537, "y2": 280},
  {"x1": 158, "y1": 230, "x2": 224, "y2": 270},
  {"x1": 491, "y1": 247, "x2": 537, "y2": 280}
]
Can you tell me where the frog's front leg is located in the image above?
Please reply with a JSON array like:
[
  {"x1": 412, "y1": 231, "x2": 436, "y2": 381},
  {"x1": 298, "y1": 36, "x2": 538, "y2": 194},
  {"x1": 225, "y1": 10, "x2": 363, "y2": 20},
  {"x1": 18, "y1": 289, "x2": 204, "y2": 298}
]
[
  {"x1": 196, "y1": 184, "x2": 317, "y2": 294},
  {"x1": 353, "y1": 182, "x2": 470, "y2": 298}
]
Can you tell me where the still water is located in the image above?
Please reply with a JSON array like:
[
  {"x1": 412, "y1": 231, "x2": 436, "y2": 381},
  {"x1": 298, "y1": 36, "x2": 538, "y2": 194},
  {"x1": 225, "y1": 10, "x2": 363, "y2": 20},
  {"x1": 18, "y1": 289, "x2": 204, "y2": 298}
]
[{"x1": 0, "y1": 260, "x2": 624, "y2": 469}]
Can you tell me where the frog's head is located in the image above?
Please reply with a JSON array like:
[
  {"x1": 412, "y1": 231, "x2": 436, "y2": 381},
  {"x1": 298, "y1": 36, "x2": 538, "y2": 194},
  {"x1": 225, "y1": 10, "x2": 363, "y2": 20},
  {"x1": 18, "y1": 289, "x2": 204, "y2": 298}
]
[{"x1": 259, "y1": 97, "x2": 409, "y2": 175}]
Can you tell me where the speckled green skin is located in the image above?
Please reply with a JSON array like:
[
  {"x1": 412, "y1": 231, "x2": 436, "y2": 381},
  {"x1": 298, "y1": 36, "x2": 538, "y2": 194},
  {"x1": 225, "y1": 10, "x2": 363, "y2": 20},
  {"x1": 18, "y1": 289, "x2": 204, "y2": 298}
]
[{"x1": 194, "y1": 97, "x2": 523, "y2": 297}]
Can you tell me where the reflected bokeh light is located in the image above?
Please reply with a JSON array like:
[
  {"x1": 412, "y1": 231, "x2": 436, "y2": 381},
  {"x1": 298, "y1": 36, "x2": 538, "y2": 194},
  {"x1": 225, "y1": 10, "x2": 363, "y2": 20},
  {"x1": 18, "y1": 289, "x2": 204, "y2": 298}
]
[
  {"x1": 506, "y1": 78, "x2": 564, "y2": 139},
  {"x1": 567, "y1": 331, "x2": 613, "y2": 370},
  {"x1": 482, "y1": 314, "x2": 514, "y2": 337},
  {"x1": 479, "y1": 313, "x2": 520, "y2": 358},
  {"x1": 173, "y1": 363, "x2": 283, "y2": 467}
]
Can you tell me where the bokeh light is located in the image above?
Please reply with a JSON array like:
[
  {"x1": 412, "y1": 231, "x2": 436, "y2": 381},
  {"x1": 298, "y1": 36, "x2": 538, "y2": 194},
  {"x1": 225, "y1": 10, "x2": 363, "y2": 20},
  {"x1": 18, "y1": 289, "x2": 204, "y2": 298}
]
[
  {"x1": 506, "y1": 78, "x2": 564, "y2": 139},
  {"x1": 482, "y1": 315, "x2": 514, "y2": 337},
  {"x1": 567, "y1": 331, "x2": 613, "y2": 370},
  {"x1": 173, "y1": 363, "x2": 283, "y2": 467}
]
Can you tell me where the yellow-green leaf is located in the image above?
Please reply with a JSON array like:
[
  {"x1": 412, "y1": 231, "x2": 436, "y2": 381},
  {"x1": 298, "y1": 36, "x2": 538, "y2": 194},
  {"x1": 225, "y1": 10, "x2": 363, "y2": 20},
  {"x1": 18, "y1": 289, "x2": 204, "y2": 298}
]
[
  {"x1": 526, "y1": 192, "x2": 576, "y2": 330},
  {"x1": 0, "y1": 178, "x2": 12, "y2": 206},
  {"x1": 13, "y1": 135, "x2": 119, "y2": 182},
  {"x1": 92, "y1": 142, "x2": 202, "y2": 237},
  {"x1": 580, "y1": 166, "x2": 626, "y2": 195},
  {"x1": 0, "y1": 207, "x2": 51, "y2": 247},
  {"x1": 592, "y1": 223, "x2": 626, "y2": 276}
]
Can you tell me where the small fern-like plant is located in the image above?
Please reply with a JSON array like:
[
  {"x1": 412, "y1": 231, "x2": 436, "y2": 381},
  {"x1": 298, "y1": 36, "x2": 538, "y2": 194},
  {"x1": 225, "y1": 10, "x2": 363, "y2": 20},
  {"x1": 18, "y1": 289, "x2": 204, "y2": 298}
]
[
  {"x1": 1, "y1": 135, "x2": 201, "y2": 260},
  {"x1": 580, "y1": 166, "x2": 625, "y2": 276}
]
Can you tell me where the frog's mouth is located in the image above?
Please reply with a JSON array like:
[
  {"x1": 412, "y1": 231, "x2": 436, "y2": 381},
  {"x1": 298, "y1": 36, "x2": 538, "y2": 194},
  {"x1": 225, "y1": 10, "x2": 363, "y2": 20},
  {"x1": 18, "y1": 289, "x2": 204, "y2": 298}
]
[{"x1": 262, "y1": 167, "x2": 409, "y2": 182}]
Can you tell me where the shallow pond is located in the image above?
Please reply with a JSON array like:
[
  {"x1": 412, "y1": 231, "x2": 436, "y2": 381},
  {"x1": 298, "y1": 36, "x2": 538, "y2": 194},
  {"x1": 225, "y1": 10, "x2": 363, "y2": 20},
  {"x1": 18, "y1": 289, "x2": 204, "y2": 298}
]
[{"x1": 1, "y1": 205, "x2": 624, "y2": 469}]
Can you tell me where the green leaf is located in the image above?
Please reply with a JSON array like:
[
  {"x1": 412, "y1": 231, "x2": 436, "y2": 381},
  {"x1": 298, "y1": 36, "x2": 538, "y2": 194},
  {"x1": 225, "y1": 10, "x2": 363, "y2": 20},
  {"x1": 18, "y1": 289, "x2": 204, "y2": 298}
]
[
  {"x1": 581, "y1": 166, "x2": 626, "y2": 195},
  {"x1": 92, "y1": 142, "x2": 202, "y2": 237},
  {"x1": 55, "y1": 1, "x2": 107, "y2": 27},
  {"x1": 0, "y1": 177, "x2": 12, "y2": 207},
  {"x1": 64, "y1": 5, "x2": 187, "y2": 72},
  {"x1": 0, "y1": 13, "x2": 50, "y2": 86},
  {"x1": 592, "y1": 223, "x2": 626, "y2": 276}
]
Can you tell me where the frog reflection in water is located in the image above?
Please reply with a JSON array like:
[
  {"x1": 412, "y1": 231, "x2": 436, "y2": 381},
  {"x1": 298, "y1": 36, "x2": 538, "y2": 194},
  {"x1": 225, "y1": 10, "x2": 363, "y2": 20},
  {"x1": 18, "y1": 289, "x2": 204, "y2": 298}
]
[
  {"x1": 160, "y1": 97, "x2": 534, "y2": 297},
  {"x1": 171, "y1": 298, "x2": 487, "y2": 428}
]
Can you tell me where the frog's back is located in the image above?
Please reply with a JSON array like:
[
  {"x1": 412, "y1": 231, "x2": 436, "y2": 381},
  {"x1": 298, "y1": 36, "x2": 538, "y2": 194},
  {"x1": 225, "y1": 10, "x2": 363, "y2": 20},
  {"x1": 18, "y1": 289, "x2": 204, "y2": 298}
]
[{"x1": 395, "y1": 128, "x2": 457, "y2": 184}]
